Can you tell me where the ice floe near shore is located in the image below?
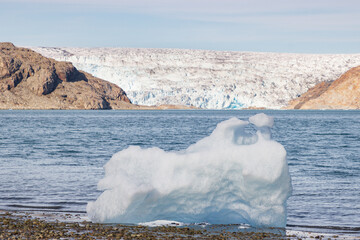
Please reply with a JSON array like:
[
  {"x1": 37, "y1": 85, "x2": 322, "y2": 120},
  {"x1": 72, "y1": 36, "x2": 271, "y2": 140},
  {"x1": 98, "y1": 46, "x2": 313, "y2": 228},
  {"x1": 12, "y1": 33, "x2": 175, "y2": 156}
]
[{"x1": 87, "y1": 113, "x2": 292, "y2": 227}]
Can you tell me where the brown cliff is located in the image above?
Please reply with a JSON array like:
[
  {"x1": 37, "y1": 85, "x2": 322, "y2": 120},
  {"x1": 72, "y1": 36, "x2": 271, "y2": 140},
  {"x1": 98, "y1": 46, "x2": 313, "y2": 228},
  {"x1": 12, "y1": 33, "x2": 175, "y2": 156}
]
[
  {"x1": 286, "y1": 66, "x2": 360, "y2": 109},
  {"x1": 0, "y1": 42, "x2": 134, "y2": 110}
]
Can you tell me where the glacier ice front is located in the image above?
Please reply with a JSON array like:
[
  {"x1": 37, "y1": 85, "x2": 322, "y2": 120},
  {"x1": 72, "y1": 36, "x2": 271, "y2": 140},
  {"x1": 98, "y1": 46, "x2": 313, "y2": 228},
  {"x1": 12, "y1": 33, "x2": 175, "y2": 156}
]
[{"x1": 87, "y1": 113, "x2": 292, "y2": 228}]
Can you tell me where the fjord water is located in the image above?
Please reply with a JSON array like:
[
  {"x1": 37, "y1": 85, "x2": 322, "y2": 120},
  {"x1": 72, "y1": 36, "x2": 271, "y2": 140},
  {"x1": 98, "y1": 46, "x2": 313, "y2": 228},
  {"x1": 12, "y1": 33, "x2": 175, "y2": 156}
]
[{"x1": 0, "y1": 110, "x2": 359, "y2": 234}]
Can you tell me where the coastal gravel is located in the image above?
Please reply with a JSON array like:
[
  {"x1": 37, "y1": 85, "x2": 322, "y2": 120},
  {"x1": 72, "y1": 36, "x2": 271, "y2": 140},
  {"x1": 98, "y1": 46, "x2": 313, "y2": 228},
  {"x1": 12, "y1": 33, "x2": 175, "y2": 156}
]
[{"x1": 0, "y1": 211, "x2": 351, "y2": 239}]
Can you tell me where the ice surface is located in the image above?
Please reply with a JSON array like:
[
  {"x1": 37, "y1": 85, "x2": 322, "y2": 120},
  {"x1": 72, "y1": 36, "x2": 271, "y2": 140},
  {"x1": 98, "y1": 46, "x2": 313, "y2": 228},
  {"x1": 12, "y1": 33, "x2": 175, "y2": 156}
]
[
  {"x1": 86, "y1": 113, "x2": 292, "y2": 227},
  {"x1": 29, "y1": 47, "x2": 360, "y2": 109}
]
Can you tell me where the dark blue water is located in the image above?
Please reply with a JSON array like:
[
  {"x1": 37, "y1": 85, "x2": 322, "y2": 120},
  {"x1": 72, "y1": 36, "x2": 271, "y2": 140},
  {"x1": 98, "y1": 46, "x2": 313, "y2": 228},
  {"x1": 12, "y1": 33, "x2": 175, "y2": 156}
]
[{"x1": 0, "y1": 110, "x2": 359, "y2": 234}]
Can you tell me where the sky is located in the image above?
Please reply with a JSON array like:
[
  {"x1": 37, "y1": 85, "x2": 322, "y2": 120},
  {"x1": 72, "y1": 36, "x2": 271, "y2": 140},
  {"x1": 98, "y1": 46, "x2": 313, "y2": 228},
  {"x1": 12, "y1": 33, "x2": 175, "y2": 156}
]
[{"x1": 0, "y1": 0, "x2": 359, "y2": 53}]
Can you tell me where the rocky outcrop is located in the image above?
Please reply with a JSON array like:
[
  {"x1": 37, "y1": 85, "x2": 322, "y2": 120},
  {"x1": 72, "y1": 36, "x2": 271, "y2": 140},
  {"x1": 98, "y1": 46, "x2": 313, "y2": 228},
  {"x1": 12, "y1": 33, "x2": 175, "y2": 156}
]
[
  {"x1": 0, "y1": 42, "x2": 134, "y2": 109},
  {"x1": 286, "y1": 66, "x2": 360, "y2": 109}
]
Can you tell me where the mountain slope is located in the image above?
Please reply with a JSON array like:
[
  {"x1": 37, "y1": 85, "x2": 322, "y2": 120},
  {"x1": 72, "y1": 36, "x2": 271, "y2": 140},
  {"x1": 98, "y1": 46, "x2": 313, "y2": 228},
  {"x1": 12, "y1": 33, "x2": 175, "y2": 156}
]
[
  {"x1": 30, "y1": 47, "x2": 360, "y2": 109},
  {"x1": 0, "y1": 43, "x2": 133, "y2": 110},
  {"x1": 286, "y1": 66, "x2": 360, "y2": 109}
]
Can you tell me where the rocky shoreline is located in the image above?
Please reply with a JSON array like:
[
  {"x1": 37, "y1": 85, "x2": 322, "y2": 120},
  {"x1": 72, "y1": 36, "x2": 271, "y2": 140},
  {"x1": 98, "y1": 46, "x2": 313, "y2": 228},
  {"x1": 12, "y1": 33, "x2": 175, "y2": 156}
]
[
  {"x1": 1, "y1": 210, "x2": 287, "y2": 239},
  {"x1": 1, "y1": 210, "x2": 356, "y2": 239}
]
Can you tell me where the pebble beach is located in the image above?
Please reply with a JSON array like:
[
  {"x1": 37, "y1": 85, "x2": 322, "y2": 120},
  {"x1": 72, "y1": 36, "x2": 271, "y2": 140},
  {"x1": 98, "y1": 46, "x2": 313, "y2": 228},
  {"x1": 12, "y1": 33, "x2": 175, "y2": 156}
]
[{"x1": 1, "y1": 210, "x2": 357, "y2": 240}]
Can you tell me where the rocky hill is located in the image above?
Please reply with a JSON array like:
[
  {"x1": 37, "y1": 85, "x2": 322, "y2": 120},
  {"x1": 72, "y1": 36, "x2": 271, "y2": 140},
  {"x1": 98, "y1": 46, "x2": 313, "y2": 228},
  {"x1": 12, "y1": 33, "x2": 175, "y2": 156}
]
[
  {"x1": 0, "y1": 43, "x2": 134, "y2": 110},
  {"x1": 286, "y1": 66, "x2": 360, "y2": 109}
]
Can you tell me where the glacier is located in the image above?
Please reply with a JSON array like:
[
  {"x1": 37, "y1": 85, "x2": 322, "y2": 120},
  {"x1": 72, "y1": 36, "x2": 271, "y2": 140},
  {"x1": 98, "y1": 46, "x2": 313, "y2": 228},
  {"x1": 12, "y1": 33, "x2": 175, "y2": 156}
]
[
  {"x1": 30, "y1": 47, "x2": 360, "y2": 109},
  {"x1": 86, "y1": 113, "x2": 292, "y2": 227}
]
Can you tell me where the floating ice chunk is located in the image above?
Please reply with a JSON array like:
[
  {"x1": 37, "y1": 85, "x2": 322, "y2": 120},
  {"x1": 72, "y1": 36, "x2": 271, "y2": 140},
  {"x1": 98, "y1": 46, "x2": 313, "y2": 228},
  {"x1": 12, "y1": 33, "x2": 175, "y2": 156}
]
[
  {"x1": 139, "y1": 220, "x2": 184, "y2": 227},
  {"x1": 238, "y1": 223, "x2": 251, "y2": 229},
  {"x1": 87, "y1": 114, "x2": 292, "y2": 228}
]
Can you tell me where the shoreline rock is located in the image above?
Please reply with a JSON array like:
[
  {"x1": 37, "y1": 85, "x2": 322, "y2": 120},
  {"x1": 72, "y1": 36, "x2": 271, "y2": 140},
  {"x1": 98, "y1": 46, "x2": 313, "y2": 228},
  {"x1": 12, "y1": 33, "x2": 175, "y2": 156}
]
[{"x1": 0, "y1": 210, "x2": 288, "y2": 239}]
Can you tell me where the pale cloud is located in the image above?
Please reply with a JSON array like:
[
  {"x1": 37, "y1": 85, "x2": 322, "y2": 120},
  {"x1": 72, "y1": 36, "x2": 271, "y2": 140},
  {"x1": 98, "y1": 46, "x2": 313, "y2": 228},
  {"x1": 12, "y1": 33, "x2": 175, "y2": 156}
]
[
  {"x1": 3, "y1": 0, "x2": 359, "y2": 23},
  {"x1": 3, "y1": 0, "x2": 359, "y2": 30},
  {"x1": 187, "y1": 12, "x2": 360, "y2": 31},
  {"x1": 3, "y1": 0, "x2": 359, "y2": 13},
  {"x1": 34, "y1": 0, "x2": 359, "y2": 32},
  {"x1": 4, "y1": 0, "x2": 359, "y2": 32},
  {"x1": 1, "y1": 0, "x2": 359, "y2": 52}
]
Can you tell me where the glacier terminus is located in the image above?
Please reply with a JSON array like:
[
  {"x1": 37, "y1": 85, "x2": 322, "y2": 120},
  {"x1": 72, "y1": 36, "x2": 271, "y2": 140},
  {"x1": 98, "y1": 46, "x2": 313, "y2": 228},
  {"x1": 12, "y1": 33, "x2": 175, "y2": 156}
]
[{"x1": 30, "y1": 47, "x2": 360, "y2": 109}]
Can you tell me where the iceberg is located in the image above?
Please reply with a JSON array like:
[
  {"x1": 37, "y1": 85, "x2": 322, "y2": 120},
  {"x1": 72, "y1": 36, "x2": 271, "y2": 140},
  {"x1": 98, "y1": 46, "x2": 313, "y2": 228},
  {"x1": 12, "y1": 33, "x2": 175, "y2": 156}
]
[{"x1": 87, "y1": 113, "x2": 292, "y2": 227}]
